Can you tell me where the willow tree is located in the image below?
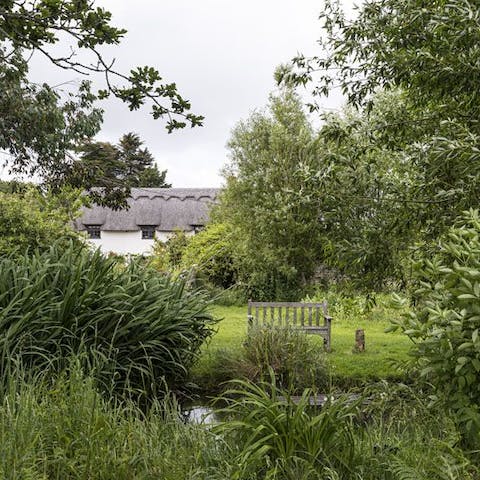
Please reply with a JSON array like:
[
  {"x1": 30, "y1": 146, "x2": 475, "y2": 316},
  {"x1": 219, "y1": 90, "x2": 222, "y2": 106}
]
[
  {"x1": 219, "y1": 89, "x2": 324, "y2": 300},
  {"x1": 280, "y1": 0, "x2": 480, "y2": 237}
]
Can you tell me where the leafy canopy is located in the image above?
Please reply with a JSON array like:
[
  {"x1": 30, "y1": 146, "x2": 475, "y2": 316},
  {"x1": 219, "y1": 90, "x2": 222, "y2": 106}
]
[
  {"x1": 0, "y1": 1, "x2": 202, "y2": 192},
  {"x1": 315, "y1": 90, "x2": 420, "y2": 289},
  {"x1": 280, "y1": 0, "x2": 480, "y2": 236},
  {"x1": 218, "y1": 89, "x2": 323, "y2": 300},
  {"x1": 0, "y1": 0, "x2": 203, "y2": 130}
]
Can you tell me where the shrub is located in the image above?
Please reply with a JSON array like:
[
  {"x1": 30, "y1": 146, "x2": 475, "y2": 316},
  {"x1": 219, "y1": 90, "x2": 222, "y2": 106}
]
[
  {"x1": 181, "y1": 223, "x2": 238, "y2": 289},
  {"x1": 215, "y1": 377, "x2": 360, "y2": 480},
  {"x1": 0, "y1": 186, "x2": 82, "y2": 256},
  {"x1": 0, "y1": 243, "x2": 216, "y2": 396},
  {"x1": 390, "y1": 209, "x2": 480, "y2": 445}
]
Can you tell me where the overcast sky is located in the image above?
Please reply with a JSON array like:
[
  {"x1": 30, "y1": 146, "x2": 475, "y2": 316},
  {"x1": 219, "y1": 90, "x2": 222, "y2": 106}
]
[{"x1": 27, "y1": 0, "x2": 357, "y2": 187}]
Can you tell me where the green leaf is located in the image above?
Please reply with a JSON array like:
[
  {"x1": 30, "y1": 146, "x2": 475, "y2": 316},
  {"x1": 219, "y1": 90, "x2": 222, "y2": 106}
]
[
  {"x1": 472, "y1": 329, "x2": 479, "y2": 343},
  {"x1": 472, "y1": 359, "x2": 480, "y2": 372},
  {"x1": 458, "y1": 294, "x2": 477, "y2": 300}
]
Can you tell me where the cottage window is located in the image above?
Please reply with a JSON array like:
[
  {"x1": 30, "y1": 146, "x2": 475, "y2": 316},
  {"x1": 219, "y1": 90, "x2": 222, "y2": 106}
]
[
  {"x1": 141, "y1": 225, "x2": 156, "y2": 240},
  {"x1": 191, "y1": 224, "x2": 204, "y2": 234},
  {"x1": 86, "y1": 225, "x2": 101, "y2": 239}
]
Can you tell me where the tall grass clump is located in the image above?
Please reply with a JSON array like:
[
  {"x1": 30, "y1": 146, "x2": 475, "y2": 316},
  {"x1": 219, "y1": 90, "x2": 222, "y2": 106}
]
[
  {"x1": 0, "y1": 242, "x2": 216, "y2": 395},
  {"x1": 242, "y1": 325, "x2": 328, "y2": 390},
  {"x1": 356, "y1": 382, "x2": 480, "y2": 480},
  {"x1": 195, "y1": 326, "x2": 329, "y2": 394},
  {"x1": 215, "y1": 376, "x2": 360, "y2": 480},
  {"x1": 214, "y1": 378, "x2": 480, "y2": 480},
  {"x1": 0, "y1": 362, "x2": 231, "y2": 479}
]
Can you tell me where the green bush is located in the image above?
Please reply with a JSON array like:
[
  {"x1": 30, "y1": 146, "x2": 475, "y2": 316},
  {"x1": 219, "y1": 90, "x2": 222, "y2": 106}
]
[
  {"x1": 0, "y1": 186, "x2": 82, "y2": 256},
  {"x1": 391, "y1": 209, "x2": 480, "y2": 445},
  {"x1": 0, "y1": 243, "x2": 216, "y2": 396},
  {"x1": 150, "y1": 229, "x2": 189, "y2": 272},
  {"x1": 181, "y1": 223, "x2": 238, "y2": 289}
]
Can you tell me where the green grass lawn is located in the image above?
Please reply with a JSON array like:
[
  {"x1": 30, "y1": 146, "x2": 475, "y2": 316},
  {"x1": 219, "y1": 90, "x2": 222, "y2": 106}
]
[{"x1": 197, "y1": 302, "x2": 412, "y2": 386}]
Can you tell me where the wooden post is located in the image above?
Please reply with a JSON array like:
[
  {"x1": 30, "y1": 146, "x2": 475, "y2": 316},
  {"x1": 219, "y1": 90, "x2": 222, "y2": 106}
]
[
  {"x1": 247, "y1": 300, "x2": 253, "y2": 329},
  {"x1": 355, "y1": 329, "x2": 365, "y2": 352}
]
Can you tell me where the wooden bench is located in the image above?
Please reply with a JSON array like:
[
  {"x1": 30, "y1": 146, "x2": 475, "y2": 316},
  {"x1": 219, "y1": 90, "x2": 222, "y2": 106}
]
[{"x1": 247, "y1": 301, "x2": 332, "y2": 350}]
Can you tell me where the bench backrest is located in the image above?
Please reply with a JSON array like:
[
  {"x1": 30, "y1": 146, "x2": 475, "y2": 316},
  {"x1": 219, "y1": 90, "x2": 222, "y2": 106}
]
[
  {"x1": 247, "y1": 301, "x2": 332, "y2": 350},
  {"x1": 247, "y1": 301, "x2": 329, "y2": 327}
]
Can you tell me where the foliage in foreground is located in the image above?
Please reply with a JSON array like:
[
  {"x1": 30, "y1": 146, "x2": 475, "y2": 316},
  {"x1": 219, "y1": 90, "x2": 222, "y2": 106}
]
[
  {"x1": 0, "y1": 243, "x2": 216, "y2": 395},
  {"x1": 392, "y1": 210, "x2": 480, "y2": 445},
  {"x1": 0, "y1": 362, "x2": 477, "y2": 479},
  {"x1": 216, "y1": 378, "x2": 478, "y2": 480},
  {"x1": 0, "y1": 364, "x2": 227, "y2": 480},
  {"x1": 215, "y1": 377, "x2": 359, "y2": 480}
]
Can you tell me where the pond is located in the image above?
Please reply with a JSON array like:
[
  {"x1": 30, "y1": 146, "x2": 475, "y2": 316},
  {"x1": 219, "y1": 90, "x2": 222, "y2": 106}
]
[{"x1": 182, "y1": 404, "x2": 219, "y2": 424}]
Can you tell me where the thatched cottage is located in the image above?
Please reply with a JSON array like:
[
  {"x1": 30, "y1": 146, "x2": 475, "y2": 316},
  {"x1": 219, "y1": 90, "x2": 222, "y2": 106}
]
[{"x1": 74, "y1": 187, "x2": 220, "y2": 255}]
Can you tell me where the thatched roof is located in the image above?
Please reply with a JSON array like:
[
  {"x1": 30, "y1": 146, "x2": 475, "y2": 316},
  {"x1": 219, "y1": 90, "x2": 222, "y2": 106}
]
[{"x1": 75, "y1": 188, "x2": 220, "y2": 232}]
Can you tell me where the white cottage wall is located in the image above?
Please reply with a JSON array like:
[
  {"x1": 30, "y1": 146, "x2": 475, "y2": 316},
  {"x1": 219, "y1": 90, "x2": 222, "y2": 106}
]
[
  {"x1": 88, "y1": 231, "x2": 153, "y2": 255},
  {"x1": 88, "y1": 230, "x2": 195, "y2": 255}
]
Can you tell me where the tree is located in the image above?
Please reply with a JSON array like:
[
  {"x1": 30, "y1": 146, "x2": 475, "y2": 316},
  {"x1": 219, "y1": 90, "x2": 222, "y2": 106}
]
[
  {"x1": 0, "y1": 58, "x2": 103, "y2": 181},
  {"x1": 219, "y1": 89, "x2": 323, "y2": 300},
  {"x1": 65, "y1": 133, "x2": 171, "y2": 208},
  {"x1": 280, "y1": 0, "x2": 480, "y2": 238},
  {"x1": 0, "y1": 1, "x2": 201, "y2": 199},
  {"x1": 314, "y1": 90, "x2": 421, "y2": 289},
  {"x1": 219, "y1": 86, "x2": 420, "y2": 295},
  {"x1": 284, "y1": 0, "x2": 480, "y2": 440},
  {"x1": 0, "y1": 1, "x2": 202, "y2": 130},
  {"x1": 137, "y1": 165, "x2": 171, "y2": 189}
]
